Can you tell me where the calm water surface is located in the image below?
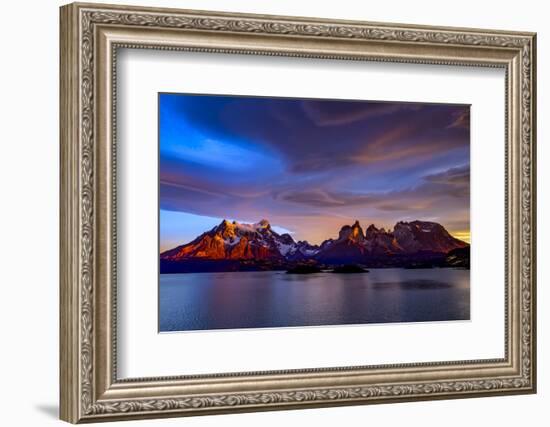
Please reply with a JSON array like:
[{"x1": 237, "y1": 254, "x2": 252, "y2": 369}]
[{"x1": 159, "y1": 269, "x2": 470, "y2": 332}]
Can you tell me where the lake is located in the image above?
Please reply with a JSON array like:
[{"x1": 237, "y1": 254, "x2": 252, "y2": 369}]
[{"x1": 159, "y1": 268, "x2": 470, "y2": 332}]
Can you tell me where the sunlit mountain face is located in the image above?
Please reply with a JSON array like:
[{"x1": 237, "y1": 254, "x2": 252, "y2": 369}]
[
  {"x1": 160, "y1": 217, "x2": 470, "y2": 273},
  {"x1": 159, "y1": 93, "x2": 470, "y2": 252}
]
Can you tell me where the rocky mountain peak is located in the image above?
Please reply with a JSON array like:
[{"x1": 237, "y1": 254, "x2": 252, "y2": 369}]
[
  {"x1": 278, "y1": 233, "x2": 295, "y2": 245},
  {"x1": 337, "y1": 220, "x2": 365, "y2": 243},
  {"x1": 160, "y1": 217, "x2": 469, "y2": 273},
  {"x1": 392, "y1": 220, "x2": 467, "y2": 253},
  {"x1": 256, "y1": 219, "x2": 271, "y2": 230},
  {"x1": 365, "y1": 224, "x2": 380, "y2": 238},
  {"x1": 216, "y1": 219, "x2": 237, "y2": 239}
]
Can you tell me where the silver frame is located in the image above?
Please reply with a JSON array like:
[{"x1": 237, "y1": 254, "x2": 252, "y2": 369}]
[{"x1": 60, "y1": 2, "x2": 536, "y2": 423}]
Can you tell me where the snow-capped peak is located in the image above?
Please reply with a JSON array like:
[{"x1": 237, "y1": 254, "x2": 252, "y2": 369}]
[{"x1": 217, "y1": 219, "x2": 272, "y2": 234}]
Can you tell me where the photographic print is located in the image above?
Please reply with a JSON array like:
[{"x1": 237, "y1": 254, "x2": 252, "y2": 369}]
[{"x1": 159, "y1": 93, "x2": 471, "y2": 332}]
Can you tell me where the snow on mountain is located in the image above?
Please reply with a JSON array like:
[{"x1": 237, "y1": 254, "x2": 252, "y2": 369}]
[
  {"x1": 162, "y1": 219, "x2": 302, "y2": 262},
  {"x1": 160, "y1": 218, "x2": 468, "y2": 269}
]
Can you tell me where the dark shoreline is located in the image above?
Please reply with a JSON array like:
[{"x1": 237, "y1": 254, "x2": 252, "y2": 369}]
[
  {"x1": 160, "y1": 247, "x2": 469, "y2": 274},
  {"x1": 160, "y1": 261, "x2": 469, "y2": 274}
]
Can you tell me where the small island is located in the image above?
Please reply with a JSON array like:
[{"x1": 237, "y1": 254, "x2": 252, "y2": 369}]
[
  {"x1": 331, "y1": 265, "x2": 369, "y2": 274},
  {"x1": 286, "y1": 265, "x2": 322, "y2": 274}
]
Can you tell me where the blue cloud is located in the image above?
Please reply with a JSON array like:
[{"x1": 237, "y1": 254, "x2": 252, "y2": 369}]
[{"x1": 158, "y1": 93, "x2": 470, "y2": 245}]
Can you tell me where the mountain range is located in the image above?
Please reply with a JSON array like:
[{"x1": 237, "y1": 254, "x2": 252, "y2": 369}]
[{"x1": 160, "y1": 219, "x2": 469, "y2": 273}]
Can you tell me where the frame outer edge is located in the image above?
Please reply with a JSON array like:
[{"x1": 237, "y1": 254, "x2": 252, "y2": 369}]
[
  {"x1": 60, "y1": 3, "x2": 81, "y2": 424},
  {"x1": 59, "y1": 2, "x2": 537, "y2": 422},
  {"x1": 68, "y1": 1, "x2": 537, "y2": 37},
  {"x1": 529, "y1": 33, "x2": 536, "y2": 393}
]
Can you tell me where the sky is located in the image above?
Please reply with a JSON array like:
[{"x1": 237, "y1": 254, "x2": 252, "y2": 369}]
[{"x1": 159, "y1": 93, "x2": 470, "y2": 251}]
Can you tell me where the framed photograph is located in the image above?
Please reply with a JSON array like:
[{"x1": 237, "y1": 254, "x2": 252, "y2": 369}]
[
  {"x1": 60, "y1": 2, "x2": 537, "y2": 423},
  {"x1": 158, "y1": 93, "x2": 472, "y2": 332}
]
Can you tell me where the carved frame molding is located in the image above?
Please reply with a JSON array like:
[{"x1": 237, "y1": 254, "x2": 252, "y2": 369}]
[{"x1": 60, "y1": 2, "x2": 536, "y2": 423}]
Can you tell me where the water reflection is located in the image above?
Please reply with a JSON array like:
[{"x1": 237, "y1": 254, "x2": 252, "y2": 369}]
[
  {"x1": 159, "y1": 268, "x2": 470, "y2": 332},
  {"x1": 372, "y1": 280, "x2": 453, "y2": 289}
]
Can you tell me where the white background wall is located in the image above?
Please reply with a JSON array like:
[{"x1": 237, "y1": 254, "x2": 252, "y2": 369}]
[{"x1": 0, "y1": 0, "x2": 545, "y2": 426}]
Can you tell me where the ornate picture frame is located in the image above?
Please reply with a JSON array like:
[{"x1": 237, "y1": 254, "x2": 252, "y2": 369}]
[{"x1": 60, "y1": 2, "x2": 536, "y2": 423}]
